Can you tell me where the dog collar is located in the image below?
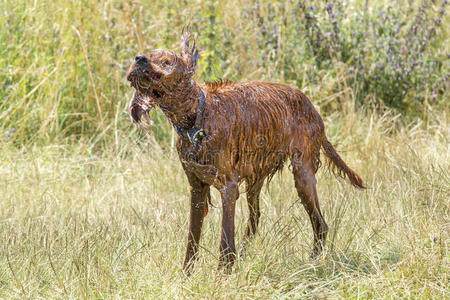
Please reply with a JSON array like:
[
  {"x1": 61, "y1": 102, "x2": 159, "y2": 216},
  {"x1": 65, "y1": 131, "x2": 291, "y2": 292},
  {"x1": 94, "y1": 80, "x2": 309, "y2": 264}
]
[{"x1": 173, "y1": 89, "x2": 207, "y2": 146}]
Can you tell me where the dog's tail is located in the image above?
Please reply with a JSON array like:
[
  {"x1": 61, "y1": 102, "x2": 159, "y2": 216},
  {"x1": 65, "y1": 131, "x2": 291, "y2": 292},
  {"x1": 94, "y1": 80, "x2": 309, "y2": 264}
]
[{"x1": 322, "y1": 137, "x2": 365, "y2": 189}]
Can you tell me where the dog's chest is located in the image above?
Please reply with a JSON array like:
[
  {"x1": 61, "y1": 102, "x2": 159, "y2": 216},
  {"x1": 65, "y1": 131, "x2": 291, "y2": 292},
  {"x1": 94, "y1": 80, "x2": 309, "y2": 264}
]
[{"x1": 177, "y1": 138, "x2": 220, "y2": 186}]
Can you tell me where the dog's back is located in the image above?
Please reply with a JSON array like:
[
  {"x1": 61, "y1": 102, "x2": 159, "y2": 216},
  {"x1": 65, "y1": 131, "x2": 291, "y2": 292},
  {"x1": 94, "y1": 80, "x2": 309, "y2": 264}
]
[{"x1": 188, "y1": 81, "x2": 325, "y2": 184}]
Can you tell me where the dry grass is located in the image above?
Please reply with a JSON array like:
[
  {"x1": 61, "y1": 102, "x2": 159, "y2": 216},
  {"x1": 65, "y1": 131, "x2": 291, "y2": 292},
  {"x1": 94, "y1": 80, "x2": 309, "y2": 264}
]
[
  {"x1": 1, "y1": 0, "x2": 449, "y2": 298},
  {"x1": 0, "y1": 109, "x2": 448, "y2": 299}
]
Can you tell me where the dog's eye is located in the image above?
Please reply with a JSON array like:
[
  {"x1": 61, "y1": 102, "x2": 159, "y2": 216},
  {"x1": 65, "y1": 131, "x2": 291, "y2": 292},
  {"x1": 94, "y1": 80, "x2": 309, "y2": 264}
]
[{"x1": 161, "y1": 57, "x2": 171, "y2": 66}]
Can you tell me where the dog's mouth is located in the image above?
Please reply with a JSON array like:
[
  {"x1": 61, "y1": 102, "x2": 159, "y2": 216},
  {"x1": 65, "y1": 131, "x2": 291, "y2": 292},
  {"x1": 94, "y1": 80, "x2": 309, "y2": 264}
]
[
  {"x1": 150, "y1": 89, "x2": 163, "y2": 99},
  {"x1": 128, "y1": 76, "x2": 165, "y2": 100},
  {"x1": 143, "y1": 68, "x2": 162, "y2": 82},
  {"x1": 127, "y1": 65, "x2": 163, "y2": 93}
]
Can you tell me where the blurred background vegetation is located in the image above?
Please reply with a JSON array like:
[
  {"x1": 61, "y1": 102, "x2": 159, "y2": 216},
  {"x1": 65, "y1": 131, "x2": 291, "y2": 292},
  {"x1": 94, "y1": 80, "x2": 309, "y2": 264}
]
[
  {"x1": 0, "y1": 0, "x2": 448, "y2": 147},
  {"x1": 0, "y1": 1, "x2": 448, "y2": 297}
]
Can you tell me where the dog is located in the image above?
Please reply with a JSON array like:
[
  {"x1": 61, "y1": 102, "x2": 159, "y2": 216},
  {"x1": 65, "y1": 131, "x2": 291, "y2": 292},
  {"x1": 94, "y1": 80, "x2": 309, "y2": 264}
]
[{"x1": 127, "y1": 30, "x2": 364, "y2": 275}]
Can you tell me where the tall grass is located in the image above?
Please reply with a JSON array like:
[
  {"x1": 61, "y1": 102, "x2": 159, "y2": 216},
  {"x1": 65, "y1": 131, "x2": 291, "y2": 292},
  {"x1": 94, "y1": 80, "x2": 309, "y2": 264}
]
[
  {"x1": 0, "y1": 0, "x2": 449, "y2": 298},
  {"x1": 0, "y1": 0, "x2": 448, "y2": 145},
  {"x1": 0, "y1": 106, "x2": 448, "y2": 298}
]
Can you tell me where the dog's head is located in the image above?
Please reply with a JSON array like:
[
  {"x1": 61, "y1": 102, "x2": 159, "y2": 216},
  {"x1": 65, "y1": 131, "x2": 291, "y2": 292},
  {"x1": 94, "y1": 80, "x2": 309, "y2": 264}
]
[{"x1": 126, "y1": 29, "x2": 199, "y2": 104}]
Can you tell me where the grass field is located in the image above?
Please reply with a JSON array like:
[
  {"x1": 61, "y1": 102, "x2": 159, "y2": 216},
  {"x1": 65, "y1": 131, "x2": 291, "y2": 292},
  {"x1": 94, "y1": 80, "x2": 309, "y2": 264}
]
[
  {"x1": 1, "y1": 108, "x2": 448, "y2": 298},
  {"x1": 1, "y1": 0, "x2": 449, "y2": 298}
]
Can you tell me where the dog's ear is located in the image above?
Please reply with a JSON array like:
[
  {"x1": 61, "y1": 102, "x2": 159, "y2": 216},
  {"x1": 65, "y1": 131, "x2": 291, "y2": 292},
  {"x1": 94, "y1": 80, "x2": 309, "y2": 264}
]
[
  {"x1": 181, "y1": 27, "x2": 199, "y2": 74},
  {"x1": 128, "y1": 91, "x2": 155, "y2": 125}
]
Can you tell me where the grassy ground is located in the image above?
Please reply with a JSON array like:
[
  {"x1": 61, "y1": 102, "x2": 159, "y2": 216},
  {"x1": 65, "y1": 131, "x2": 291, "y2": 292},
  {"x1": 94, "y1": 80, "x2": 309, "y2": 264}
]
[
  {"x1": 0, "y1": 109, "x2": 448, "y2": 298},
  {"x1": 1, "y1": 0, "x2": 449, "y2": 298}
]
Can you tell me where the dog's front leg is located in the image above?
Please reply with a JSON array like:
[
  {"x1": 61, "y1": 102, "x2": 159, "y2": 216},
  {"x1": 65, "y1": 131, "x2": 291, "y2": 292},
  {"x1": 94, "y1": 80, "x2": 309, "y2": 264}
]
[
  {"x1": 183, "y1": 180, "x2": 210, "y2": 276},
  {"x1": 218, "y1": 179, "x2": 239, "y2": 272}
]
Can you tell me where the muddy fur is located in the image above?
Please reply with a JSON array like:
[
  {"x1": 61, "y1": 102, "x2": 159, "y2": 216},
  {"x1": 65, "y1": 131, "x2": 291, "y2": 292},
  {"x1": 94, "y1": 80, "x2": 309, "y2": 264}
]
[{"x1": 127, "y1": 29, "x2": 364, "y2": 275}]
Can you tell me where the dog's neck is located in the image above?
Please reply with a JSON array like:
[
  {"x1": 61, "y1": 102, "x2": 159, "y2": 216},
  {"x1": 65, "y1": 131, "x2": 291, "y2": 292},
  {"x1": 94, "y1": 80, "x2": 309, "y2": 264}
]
[{"x1": 157, "y1": 79, "x2": 203, "y2": 130}]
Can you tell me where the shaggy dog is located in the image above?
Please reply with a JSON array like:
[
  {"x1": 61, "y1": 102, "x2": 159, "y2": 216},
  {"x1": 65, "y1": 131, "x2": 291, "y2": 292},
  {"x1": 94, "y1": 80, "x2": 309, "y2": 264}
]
[{"x1": 127, "y1": 30, "x2": 364, "y2": 275}]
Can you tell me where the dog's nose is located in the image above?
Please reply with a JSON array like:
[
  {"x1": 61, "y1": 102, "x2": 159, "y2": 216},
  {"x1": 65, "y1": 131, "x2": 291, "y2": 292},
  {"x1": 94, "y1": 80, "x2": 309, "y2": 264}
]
[{"x1": 135, "y1": 55, "x2": 148, "y2": 65}]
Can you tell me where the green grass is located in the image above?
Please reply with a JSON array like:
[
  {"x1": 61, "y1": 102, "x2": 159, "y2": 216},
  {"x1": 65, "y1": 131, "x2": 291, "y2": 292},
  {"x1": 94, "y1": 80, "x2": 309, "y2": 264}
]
[
  {"x1": 1, "y1": 0, "x2": 449, "y2": 145},
  {"x1": 0, "y1": 109, "x2": 448, "y2": 298},
  {"x1": 1, "y1": 0, "x2": 449, "y2": 298}
]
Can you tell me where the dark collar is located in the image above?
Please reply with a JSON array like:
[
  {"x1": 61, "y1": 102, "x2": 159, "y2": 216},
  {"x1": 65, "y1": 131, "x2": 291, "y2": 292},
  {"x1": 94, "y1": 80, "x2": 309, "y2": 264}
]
[{"x1": 173, "y1": 89, "x2": 207, "y2": 145}]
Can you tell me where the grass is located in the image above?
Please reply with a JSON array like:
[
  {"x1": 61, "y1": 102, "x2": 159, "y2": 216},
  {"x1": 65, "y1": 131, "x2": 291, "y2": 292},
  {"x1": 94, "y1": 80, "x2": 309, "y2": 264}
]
[
  {"x1": 0, "y1": 108, "x2": 448, "y2": 298},
  {"x1": 1, "y1": 0, "x2": 448, "y2": 145},
  {"x1": 1, "y1": 0, "x2": 449, "y2": 298}
]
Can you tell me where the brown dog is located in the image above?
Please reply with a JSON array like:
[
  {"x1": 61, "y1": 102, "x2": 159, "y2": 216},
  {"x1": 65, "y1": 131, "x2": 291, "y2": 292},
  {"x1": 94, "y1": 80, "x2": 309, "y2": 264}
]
[{"x1": 127, "y1": 30, "x2": 364, "y2": 275}]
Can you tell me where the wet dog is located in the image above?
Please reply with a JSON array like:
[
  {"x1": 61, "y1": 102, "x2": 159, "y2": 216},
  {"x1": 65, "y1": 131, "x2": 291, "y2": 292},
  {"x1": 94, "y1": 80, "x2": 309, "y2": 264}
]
[{"x1": 127, "y1": 29, "x2": 364, "y2": 275}]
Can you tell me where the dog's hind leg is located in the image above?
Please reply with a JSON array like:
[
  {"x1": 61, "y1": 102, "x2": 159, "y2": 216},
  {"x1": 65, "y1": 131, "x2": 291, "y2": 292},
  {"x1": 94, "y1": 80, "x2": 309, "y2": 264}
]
[
  {"x1": 183, "y1": 172, "x2": 210, "y2": 276},
  {"x1": 291, "y1": 156, "x2": 328, "y2": 258},
  {"x1": 239, "y1": 179, "x2": 265, "y2": 257}
]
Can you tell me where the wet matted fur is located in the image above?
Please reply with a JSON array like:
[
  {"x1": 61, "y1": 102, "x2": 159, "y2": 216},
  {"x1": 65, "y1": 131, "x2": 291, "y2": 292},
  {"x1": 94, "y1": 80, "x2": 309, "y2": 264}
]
[{"x1": 127, "y1": 30, "x2": 364, "y2": 275}]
